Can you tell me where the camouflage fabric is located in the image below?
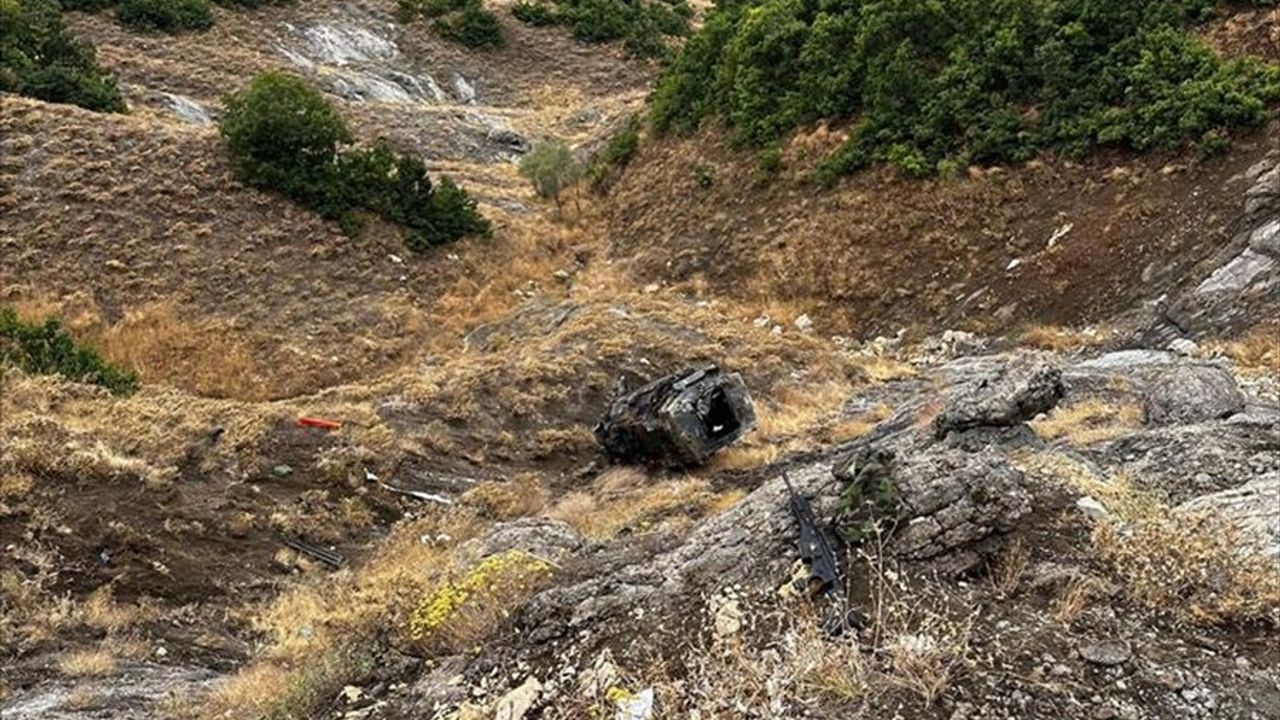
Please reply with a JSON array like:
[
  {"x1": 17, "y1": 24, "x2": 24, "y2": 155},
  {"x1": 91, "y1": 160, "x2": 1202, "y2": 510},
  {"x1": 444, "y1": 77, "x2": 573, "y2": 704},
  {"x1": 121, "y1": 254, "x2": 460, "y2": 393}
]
[{"x1": 832, "y1": 447, "x2": 901, "y2": 545}]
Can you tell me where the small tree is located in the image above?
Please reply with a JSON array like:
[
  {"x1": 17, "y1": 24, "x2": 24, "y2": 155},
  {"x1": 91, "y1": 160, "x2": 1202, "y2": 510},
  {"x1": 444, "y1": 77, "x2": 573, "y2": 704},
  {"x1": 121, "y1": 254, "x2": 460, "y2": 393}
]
[
  {"x1": 518, "y1": 140, "x2": 582, "y2": 211},
  {"x1": 220, "y1": 72, "x2": 353, "y2": 213},
  {"x1": 0, "y1": 0, "x2": 126, "y2": 112}
]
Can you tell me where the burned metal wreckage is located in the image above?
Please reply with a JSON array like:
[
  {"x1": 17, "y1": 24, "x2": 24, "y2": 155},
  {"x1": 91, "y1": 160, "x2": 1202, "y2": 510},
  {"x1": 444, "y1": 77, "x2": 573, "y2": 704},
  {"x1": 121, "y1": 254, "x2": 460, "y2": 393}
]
[{"x1": 593, "y1": 364, "x2": 757, "y2": 468}]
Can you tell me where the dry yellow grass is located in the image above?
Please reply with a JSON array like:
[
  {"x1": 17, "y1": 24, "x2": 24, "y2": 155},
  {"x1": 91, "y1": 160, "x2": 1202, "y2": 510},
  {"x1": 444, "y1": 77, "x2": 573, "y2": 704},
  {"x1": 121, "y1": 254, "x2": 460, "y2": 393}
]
[
  {"x1": 549, "y1": 472, "x2": 721, "y2": 540},
  {"x1": 988, "y1": 538, "x2": 1029, "y2": 599},
  {"x1": 1053, "y1": 576, "x2": 1101, "y2": 625},
  {"x1": 0, "y1": 472, "x2": 34, "y2": 497},
  {"x1": 1019, "y1": 450, "x2": 1280, "y2": 625},
  {"x1": 1019, "y1": 324, "x2": 1113, "y2": 351},
  {"x1": 463, "y1": 474, "x2": 550, "y2": 520},
  {"x1": 1208, "y1": 324, "x2": 1280, "y2": 374},
  {"x1": 1094, "y1": 509, "x2": 1280, "y2": 625},
  {"x1": 1029, "y1": 400, "x2": 1143, "y2": 446},
  {"x1": 59, "y1": 647, "x2": 118, "y2": 677},
  {"x1": 200, "y1": 511, "x2": 482, "y2": 718}
]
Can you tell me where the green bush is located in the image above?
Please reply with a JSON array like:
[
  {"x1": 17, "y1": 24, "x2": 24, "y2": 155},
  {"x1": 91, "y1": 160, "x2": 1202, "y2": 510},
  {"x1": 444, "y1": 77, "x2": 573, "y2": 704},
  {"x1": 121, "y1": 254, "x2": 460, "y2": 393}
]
[
  {"x1": 509, "y1": 0, "x2": 690, "y2": 58},
  {"x1": 220, "y1": 71, "x2": 352, "y2": 212},
  {"x1": 220, "y1": 73, "x2": 491, "y2": 249},
  {"x1": 652, "y1": 0, "x2": 1280, "y2": 180},
  {"x1": 116, "y1": 0, "x2": 213, "y2": 32},
  {"x1": 0, "y1": 308, "x2": 139, "y2": 396},
  {"x1": 0, "y1": 0, "x2": 126, "y2": 112},
  {"x1": 434, "y1": 0, "x2": 504, "y2": 48},
  {"x1": 519, "y1": 140, "x2": 582, "y2": 206},
  {"x1": 511, "y1": 0, "x2": 555, "y2": 25},
  {"x1": 57, "y1": 0, "x2": 116, "y2": 10},
  {"x1": 399, "y1": 0, "x2": 503, "y2": 47}
]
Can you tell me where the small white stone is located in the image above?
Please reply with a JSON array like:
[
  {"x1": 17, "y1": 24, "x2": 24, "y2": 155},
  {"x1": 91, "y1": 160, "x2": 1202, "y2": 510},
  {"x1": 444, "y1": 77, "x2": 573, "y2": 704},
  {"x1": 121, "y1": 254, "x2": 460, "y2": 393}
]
[{"x1": 1077, "y1": 495, "x2": 1109, "y2": 521}]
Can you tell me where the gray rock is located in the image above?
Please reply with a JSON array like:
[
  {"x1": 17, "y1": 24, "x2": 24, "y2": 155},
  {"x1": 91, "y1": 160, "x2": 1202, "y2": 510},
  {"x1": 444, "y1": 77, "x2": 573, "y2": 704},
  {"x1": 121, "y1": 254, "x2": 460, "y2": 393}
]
[
  {"x1": 1195, "y1": 249, "x2": 1276, "y2": 295},
  {"x1": 160, "y1": 92, "x2": 213, "y2": 124},
  {"x1": 1079, "y1": 640, "x2": 1132, "y2": 667},
  {"x1": 1245, "y1": 165, "x2": 1278, "y2": 216},
  {"x1": 1178, "y1": 474, "x2": 1280, "y2": 558},
  {"x1": 934, "y1": 362, "x2": 1063, "y2": 436},
  {"x1": 0, "y1": 664, "x2": 217, "y2": 719},
  {"x1": 466, "y1": 518, "x2": 584, "y2": 562},
  {"x1": 888, "y1": 448, "x2": 1032, "y2": 562},
  {"x1": 1250, "y1": 219, "x2": 1280, "y2": 257},
  {"x1": 1143, "y1": 365, "x2": 1245, "y2": 425}
]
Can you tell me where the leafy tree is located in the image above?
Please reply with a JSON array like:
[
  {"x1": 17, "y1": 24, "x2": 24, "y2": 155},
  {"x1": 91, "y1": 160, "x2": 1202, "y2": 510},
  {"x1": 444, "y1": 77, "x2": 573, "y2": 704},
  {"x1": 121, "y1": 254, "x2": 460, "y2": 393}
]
[
  {"x1": 220, "y1": 73, "x2": 491, "y2": 250},
  {"x1": 220, "y1": 71, "x2": 352, "y2": 213},
  {"x1": 0, "y1": 308, "x2": 139, "y2": 396},
  {"x1": 0, "y1": 0, "x2": 126, "y2": 112},
  {"x1": 116, "y1": 0, "x2": 214, "y2": 33},
  {"x1": 519, "y1": 140, "x2": 582, "y2": 209},
  {"x1": 651, "y1": 0, "x2": 1280, "y2": 180}
]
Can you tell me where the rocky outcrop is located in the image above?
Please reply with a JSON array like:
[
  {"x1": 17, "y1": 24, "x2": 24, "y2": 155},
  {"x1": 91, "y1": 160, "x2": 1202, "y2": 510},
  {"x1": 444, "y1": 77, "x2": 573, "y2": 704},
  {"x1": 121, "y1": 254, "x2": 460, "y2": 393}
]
[
  {"x1": 1143, "y1": 364, "x2": 1246, "y2": 425},
  {"x1": 888, "y1": 448, "x2": 1031, "y2": 563},
  {"x1": 1179, "y1": 473, "x2": 1280, "y2": 559},
  {"x1": 1145, "y1": 153, "x2": 1280, "y2": 340},
  {"x1": 934, "y1": 361, "x2": 1063, "y2": 437}
]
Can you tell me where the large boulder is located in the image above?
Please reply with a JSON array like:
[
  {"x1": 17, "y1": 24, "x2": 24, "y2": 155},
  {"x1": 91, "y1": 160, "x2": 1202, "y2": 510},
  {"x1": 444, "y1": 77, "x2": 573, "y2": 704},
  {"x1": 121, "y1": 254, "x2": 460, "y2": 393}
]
[
  {"x1": 934, "y1": 362, "x2": 1063, "y2": 436},
  {"x1": 887, "y1": 448, "x2": 1032, "y2": 563},
  {"x1": 1143, "y1": 365, "x2": 1245, "y2": 425}
]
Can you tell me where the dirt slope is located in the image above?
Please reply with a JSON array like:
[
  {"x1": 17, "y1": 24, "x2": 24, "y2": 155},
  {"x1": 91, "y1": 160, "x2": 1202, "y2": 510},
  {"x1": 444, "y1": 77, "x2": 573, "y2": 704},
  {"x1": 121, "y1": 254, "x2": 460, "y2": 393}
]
[{"x1": 605, "y1": 126, "x2": 1280, "y2": 339}]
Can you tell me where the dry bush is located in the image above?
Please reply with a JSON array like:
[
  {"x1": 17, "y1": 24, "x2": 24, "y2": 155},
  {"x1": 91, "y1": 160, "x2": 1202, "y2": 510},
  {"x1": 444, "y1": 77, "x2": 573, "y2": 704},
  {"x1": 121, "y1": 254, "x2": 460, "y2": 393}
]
[
  {"x1": 1029, "y1": 400, "x2": 1143, "y2": 446},
  {"x1": 1207, "y1": 325, "x2": 1280, "y2": 374},
  {"x1": 1019, "y1": 324, "x2": 1113, "y2": 351},
  {"x1": 0, "y1": 472, "x2": 34, "y2": 497},
  {"x1": 1054, "y1": 576, "x2": 1102, "y2": 625},
  {"x1": 1019, "y1": 451, "x2": 1280, "y2": 625},
  {"x1": 847, "y1": 355, "x2": 918, "y2": 382},
  {"x1": 463, "y1": 474, "x2": 550, "y2": 520},
  {"x1": 988, "y1": 537, "x2": 1029, "y2": 599},
  {"x1": 1093, "y1": 509, "x2": 1280, "y2": 625},
  {"x1": 201, "y1": 511, "x2": 482, "y2": 718},
  {"x1": 632, "y1": 556, "x2": 974, "y2": 716},
  {"x1": 59, "y1": 646, "x2": 118, "y2": 676}
]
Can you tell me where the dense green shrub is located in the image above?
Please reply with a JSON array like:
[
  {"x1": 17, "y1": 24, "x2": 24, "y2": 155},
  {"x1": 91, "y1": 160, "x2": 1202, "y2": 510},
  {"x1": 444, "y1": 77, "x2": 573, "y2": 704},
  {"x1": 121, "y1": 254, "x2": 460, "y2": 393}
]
[
  {"x1": 116, "y1": 0, "x2": 213, "y2": 33},
  {"x1": 220, "y1": 71, "x2": 352, "y2": 212},
  {"x1": 399, "y1": 0, "x2": 503, "y2": 48},
  {"x1": 222, "y1": 73, "x2": 490, "y2": 249},
  {"x1": 652, "y1": 0, "x2": 1280, "y2": 180},
  {"x1": 511, "y1": 0, "x2": 554, "y2": 25},
  {"x1": 509, "y1": 0, "x2": 690, "y2": 58},
  {"x1": 434, "y1": 0, "x2": 504, "y2": 47},
  {"x1": 0, "y1": 0, "x2": 126, "y2": 112},
  {"x1": 0, "y1": 308, "x2": 139, "y2": 396}
]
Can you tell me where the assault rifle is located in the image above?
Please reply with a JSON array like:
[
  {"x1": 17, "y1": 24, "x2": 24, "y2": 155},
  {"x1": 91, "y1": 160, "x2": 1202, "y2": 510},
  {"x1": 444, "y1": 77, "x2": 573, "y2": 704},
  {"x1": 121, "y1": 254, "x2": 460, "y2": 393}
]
[
  {"x1": 782, "y1": 472, "x2": 842, "y2": 597},
  {"x1": 782, "y1": 472, "x2": 865, "y2": 635}
]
